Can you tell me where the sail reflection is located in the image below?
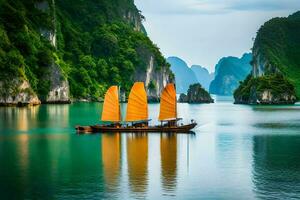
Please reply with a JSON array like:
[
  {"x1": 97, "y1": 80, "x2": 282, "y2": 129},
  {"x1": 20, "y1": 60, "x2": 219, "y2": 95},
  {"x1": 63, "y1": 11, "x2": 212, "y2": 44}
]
[
  {"x1": 102, "y1": 133, "x2": 121, "y2": 191},
  {"x1": 252, "y1": 135, "x2": 300, "y2": 199},
  {"x1": 160, "y1": 133, "x2": 177, "y2": 192},
  {"x1": 127, "y1": 133, "x2": 148, "y2": 194}
]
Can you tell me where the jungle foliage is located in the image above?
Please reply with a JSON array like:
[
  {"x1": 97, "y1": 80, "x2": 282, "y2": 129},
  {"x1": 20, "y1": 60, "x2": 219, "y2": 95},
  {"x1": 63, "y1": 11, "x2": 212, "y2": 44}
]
[{"x1": 0, "y1": 0, "x2": 169, "y2": 100}]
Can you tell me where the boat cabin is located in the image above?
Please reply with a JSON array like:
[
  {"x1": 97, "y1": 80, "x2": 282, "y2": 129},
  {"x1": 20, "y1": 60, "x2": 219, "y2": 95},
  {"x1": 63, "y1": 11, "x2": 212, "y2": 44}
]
[{"x1": 132, "y1": 120, "x2": 149, "y2": 128}]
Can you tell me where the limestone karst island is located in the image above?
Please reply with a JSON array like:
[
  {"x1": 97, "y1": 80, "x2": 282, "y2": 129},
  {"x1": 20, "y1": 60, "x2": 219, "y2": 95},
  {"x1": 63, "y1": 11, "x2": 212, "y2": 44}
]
[{"x1": 0, "y1": 0, "x2": 300, "y2": 199}]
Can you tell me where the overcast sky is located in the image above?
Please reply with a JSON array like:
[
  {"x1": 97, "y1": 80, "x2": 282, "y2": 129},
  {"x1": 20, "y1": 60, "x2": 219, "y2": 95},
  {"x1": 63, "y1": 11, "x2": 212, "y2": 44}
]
[{"x1": 134, "y1": 0, "x2": 300, "y2": 72}]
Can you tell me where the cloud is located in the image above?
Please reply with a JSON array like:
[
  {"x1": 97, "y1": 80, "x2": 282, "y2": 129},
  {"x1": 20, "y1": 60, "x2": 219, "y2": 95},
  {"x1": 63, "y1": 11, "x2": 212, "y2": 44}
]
[{"x1": 135, "y1": 0, "x2": 300, "y2": 15}]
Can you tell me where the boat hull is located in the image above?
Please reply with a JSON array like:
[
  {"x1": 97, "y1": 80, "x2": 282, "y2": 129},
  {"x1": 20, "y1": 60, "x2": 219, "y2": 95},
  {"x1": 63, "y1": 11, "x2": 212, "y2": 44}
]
[{"x1": 75, "y1": 123, "x2": 197, "y2": 134}]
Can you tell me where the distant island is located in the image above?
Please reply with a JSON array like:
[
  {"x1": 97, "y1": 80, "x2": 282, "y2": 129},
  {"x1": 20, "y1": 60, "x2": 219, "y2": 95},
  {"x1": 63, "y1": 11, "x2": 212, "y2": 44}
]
[
  {"x1": 0, "y1": 0, "x2": 173, "y2": 106},
  {"x1": 209, "y1": 53, "x2": 252, "y2": 96},
  {"x1": 167, "y1": 56, "x2": 214, "y2": 93},
  {"x1": 191, "y1": 65, "x2": 214, "y2": 91},
  {"x1": 234, "y1": 11, "x2": 300, "y2": 104},
  {"x1": 178, "y1": 83, "x2": 214, "y2": 103}
]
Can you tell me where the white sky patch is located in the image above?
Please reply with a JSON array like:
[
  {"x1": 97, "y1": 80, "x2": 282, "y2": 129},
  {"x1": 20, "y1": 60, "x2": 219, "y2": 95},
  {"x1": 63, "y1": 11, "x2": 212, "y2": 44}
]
[{"x1": 135, "y1": 0, "x2": 300, "y2": 72}]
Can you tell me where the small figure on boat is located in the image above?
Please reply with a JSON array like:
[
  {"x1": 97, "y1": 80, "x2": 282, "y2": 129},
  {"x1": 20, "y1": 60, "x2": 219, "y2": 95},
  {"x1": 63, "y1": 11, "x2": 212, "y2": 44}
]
[{"x1": 75, "y1": 82, "x2": 197, "y2": 133}]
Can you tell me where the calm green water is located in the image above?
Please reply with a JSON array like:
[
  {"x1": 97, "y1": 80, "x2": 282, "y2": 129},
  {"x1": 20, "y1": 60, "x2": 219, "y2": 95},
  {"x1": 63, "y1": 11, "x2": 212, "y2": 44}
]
[{"x1": 0, "y1": 99, "x2": 300, "y2": 199}]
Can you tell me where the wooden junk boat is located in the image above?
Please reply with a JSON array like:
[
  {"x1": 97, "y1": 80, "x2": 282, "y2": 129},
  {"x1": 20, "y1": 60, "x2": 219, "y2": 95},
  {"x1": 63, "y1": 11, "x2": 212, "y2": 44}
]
[{"x1": 75, "y1": 82, "x2": 197, "y2": 134}]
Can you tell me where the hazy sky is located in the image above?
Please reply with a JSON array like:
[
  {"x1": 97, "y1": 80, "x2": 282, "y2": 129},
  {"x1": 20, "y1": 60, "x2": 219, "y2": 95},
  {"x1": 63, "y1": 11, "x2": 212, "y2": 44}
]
[{"x1": 134, "y1": 0, "x2": 300, "y2": 72}]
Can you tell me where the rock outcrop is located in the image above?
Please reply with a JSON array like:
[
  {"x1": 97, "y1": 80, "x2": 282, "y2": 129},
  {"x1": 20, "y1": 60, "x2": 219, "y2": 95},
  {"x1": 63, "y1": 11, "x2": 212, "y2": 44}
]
[
  {"x1": 191, "y1": 65, "x2": 214, "y2": 91},
  {"x1": 134, "y1": 55, "x2": 173, "y2": 102},
  {"x1": 209, "y1": 53, "x2": 252, "y2": 96},
  {"x1": 167, "y1": 57, "x2": 198, "y2": 94},
  {"x1": 0, "y1": 79, "x2": 41, "y2": 106},
  {"x1": 179, "y1": 83, "x2": 214, "y2": 103},
  {"x1": 235, "y1": 90, "x2": 297, "y2": 105},
  {"x1": 234, "y1": 74, "x2": 297, "y2": 104},
  {"x1": 0, "y1": 0, "x2": 170, "y2": 105},
  {"x1": 234, "y1": 12, "x2": 300, "y2": 104},
  {"x1": 167, "y1": 56, "x2": 214, "y2": 93},
  {"x1": 124, "y1": 10, "x2": 145, "y2": 32},
  {"x1": 37, "y1": 0, "x2": 70, "y2": 104},
  {"x1": 46, "y1": 63, "x2": 70, "y2": 103},
  {"x1": 0, "y1": 0, "x2": 70, "y2": 106}
]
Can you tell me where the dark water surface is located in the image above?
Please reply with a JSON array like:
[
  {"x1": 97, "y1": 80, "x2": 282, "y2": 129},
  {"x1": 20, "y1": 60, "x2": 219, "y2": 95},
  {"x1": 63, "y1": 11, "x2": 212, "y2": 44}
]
[{"x1": 0, "y1": 99, "x2": 300, "y2": 199}]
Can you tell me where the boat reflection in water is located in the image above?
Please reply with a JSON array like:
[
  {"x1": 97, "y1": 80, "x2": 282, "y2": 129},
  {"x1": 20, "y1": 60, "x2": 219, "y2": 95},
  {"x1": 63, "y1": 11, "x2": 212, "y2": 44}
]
[
  {"x1": 160, "y1": 133, "x2": 177, "y2": 192},
  {"x1": 100, "y1": 132, "x2": 179, "y2": 197},
  {"x1": 102, "y1": 133, "x2": 121, "y2": 192},
  {"x1": 127, "y1": 133, "x2": 148, "y2": 196},
  {"x1": 252, "y1": 135, "x2": 300, "y2": 199}
]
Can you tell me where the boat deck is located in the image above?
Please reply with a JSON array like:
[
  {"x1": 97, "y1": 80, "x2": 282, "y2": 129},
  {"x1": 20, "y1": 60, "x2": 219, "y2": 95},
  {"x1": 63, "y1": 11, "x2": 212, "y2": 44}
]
[{"x1": 75, "y1": 123, "x2": 197, "y2": 134}]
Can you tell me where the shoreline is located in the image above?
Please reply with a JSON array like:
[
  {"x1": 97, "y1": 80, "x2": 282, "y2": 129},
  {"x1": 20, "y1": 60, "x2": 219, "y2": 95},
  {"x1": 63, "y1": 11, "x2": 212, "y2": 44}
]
[{"x1": 1, "y1": 99, "x2": 299, "y2": 107}]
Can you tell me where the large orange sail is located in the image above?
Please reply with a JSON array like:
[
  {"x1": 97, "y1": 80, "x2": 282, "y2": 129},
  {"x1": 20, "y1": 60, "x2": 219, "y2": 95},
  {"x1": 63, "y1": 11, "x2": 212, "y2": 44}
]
[
  {"x1": 101, "y1": 86, "x2": 121, "y2": 122},
  {"x1": 125, "y1": 82, "x2": 148, "y2": 122},
  {"x1": 159, "y1": 83, "x2": 177, "y2": 121}
]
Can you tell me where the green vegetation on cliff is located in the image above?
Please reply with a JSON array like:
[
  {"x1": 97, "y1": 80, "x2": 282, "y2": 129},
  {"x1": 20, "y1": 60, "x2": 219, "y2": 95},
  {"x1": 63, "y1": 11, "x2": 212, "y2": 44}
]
[
  {"x1": 179, "y1": 83, "x2": 214, "y2": 103},
  {"x1": 253, "y1": 11, "x2": 300, "y2": 97},
  {"x1": 0, "y1": 0, "x2": 169, "y2": 100},
  {"x1": 0, "y1": 1, "x2": 55, "y2": 99},
  {"x1": 234, "y1": 11, "x2": 300, "y2": 104},
  {"x1": 209, "y1": 53, "x2": 252, "y2": 96},
  {"x1": 234, "y1": 73, "x2": 297, "y2": 103}
]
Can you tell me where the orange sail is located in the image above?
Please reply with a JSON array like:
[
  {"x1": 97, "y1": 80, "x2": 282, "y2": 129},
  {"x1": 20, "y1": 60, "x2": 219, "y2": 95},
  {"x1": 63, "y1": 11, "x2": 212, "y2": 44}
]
[
  {"x1": 101, "y1": 86, "x2": 121, "y2": 122},
  {"x1": 159, "y1": 83, "x2": 177, "y2": 121},
  {"x1": 126, "y1": 82, "x2": 148, "y2": 122}
]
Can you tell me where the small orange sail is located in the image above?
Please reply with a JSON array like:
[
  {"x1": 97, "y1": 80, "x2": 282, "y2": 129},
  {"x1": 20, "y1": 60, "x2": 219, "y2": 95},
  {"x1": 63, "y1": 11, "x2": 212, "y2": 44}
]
[
  {"x1": 159, "y1": 83, "x2": 177, "y2": 121},
  {"x1": 126, "y1": 82, "x2": 148, "y2": 122},
  {"x1": 101, "y1": 86, "x2": 121, "y2": 122}
]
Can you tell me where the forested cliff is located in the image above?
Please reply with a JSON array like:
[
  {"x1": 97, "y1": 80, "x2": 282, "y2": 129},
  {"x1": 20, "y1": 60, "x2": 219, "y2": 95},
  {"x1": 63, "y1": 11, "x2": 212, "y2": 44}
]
[
  {"x1": 234, "y1": 11, "x2": 300, "y2": 104},
  {"x1": 0, "y1": 0, "x2": 173, "y2": 105}
]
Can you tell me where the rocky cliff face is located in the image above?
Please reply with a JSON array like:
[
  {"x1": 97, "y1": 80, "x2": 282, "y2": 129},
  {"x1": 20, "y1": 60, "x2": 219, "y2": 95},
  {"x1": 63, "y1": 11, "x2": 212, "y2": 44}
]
[
  {"x1": 252, "y1": 48, "x2": 280, "y2": 78},
  {"x1": 190, "y1": 65, "x2": 214, "y2": 91},
  {"x1": 36, "y1": 0, "x2": 70, "y2": 103},
  {"x1": 0, "y1": 79, "x2": 40, "y2": 106},
  {"x1": 46, "y1": 63, "x2": 70, "y2": 103},
  {"x1": 234, "y1": 12, "x2": 300, "y2": 104},
  {"x1": 235, "y1": 85, "x2": 297, "y2": 105},
  {"x1": 167, "y1": 57, "x2": 198, "y2": 94},
  {"x1": 124, "y1": 10, "x2": 144, "y2": 32},
  {"x1": 209, "y1": 53, "x2": 252, "y2": 96},
  {"x1": 0, "y1": 0, "x2": 70, "y2": 106},
  {"x1": 168, "y1": 57, "x2": 213, "y2": 93},
  {"x1": 134, "y1": 55, "x2": 173, "y2": 102},
  {"x1": 179, "y1": 83, "x2": 214, "y2": 103},
  {"x1": 0, "y1": 0, "x2": 170, "y2": 105}
]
